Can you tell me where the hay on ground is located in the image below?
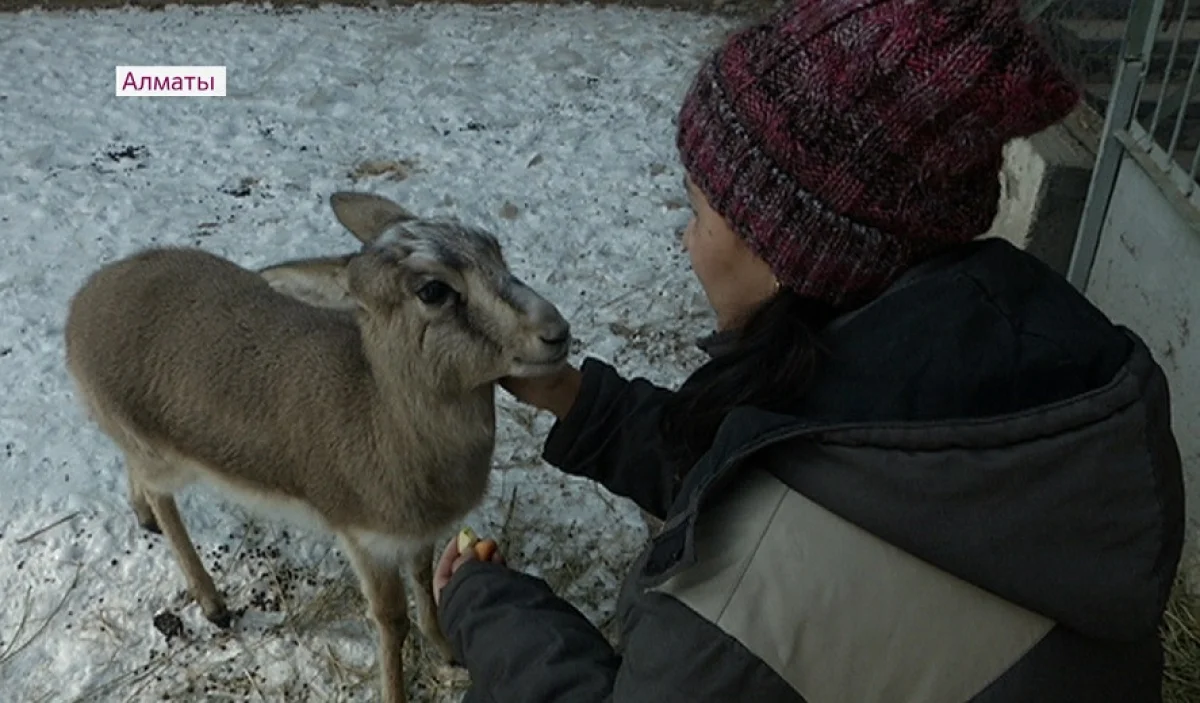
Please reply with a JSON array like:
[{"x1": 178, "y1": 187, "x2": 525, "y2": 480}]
[{"x1": 1163, "y1": 570, "x2": 1200, "y2": 703}]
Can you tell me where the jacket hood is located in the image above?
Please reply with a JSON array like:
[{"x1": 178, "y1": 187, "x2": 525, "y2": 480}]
[{"x1": 680, "y1": 239, "x2": 1184, "y2": 642}]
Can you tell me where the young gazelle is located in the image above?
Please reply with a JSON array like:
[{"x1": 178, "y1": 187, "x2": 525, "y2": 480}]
[{"x1": 64, "y1": 191, "x2": 571, "y2": 703}]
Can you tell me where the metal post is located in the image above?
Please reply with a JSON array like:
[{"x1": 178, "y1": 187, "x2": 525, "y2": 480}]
[{"x1": 1066, "y1": 0, "x2": 1167, "y2": 292}]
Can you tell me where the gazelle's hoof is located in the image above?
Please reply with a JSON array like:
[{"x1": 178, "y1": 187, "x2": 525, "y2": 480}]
[
  {"x1": 203, "y1": 602, "x2": 232, "y2": 629},
  {"x1": 208, "y1": 609, "x2": 232, "y2": 629}
]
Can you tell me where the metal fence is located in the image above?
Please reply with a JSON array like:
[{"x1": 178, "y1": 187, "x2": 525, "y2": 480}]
[
  {"x1": 1023, "y1": 0, "x2": 1131, "y2": 116},
  {"x1": 1124, "y1": 0, "x2": 1200, "y2": 197},
  {"x1": 1053, "y1": 0, "x2": 1200, "y2": 289},
  {"x1": 1025, "y1": 1, "x2": 1200, "y2": 191}
]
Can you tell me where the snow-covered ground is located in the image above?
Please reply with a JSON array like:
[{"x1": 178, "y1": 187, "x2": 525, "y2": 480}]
[{"x1": 0, "y1": 3, "x2": 737, "y2": 700}]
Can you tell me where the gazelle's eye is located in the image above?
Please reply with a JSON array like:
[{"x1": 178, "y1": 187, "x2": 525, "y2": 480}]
[{"x1": 416, "y1": 280, "x2": 454, "y2": 306}]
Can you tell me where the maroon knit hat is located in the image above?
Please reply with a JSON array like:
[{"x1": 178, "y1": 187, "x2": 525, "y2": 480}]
[{"x1": 677, "y1": 0, "x2": 1081, "y2": 309}]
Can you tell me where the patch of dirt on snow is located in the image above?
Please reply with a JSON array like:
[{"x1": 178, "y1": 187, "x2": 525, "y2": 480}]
[{"x1": 347, "y1": 158, "x2": 420, "y2": 183}]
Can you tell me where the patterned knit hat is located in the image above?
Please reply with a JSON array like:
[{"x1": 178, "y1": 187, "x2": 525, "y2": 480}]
[{"x1": 676, "y1": 0, "x2": 1081, "y2": 309}]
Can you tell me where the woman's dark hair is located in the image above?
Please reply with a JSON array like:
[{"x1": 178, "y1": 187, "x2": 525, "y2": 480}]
[{"x1": 659, "y1": 290, "x2": 838, "y2": 479}]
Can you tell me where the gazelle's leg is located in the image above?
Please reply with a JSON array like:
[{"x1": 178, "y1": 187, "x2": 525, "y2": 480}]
[
  {"x1": 125, "y1": 469, "x2": 159, "y2": 533},
  {"x1": 341, "y1": 535, "x2": 410, "y2": 703},
  {"x1": 143, "y1": 489, "x2": 230, "y2": 627},
  {"x1": 409, "y1": 541, "x2": 455, "y2": 663}
]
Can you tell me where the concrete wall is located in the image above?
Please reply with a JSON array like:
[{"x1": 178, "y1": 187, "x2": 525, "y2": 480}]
[{"x1": 1084, "y1": 151, "x2": 1200, "y2": 582}]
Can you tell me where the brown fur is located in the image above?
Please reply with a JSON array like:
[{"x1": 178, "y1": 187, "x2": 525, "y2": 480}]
[{"x1": 63, "y1": 191, "x2": 570, "y2": 703}]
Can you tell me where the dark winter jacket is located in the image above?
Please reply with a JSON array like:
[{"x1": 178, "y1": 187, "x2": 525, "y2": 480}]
[{"x1": 437, "y1": 237, "x2": 1185, "y2": 702}]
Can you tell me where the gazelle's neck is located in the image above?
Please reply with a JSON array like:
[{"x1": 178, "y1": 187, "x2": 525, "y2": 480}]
[{"x1": 359, "y1": 327, "x2": 497, "y2": 490}]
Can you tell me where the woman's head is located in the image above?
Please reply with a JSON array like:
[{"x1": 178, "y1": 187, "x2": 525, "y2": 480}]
[
  {"x1": 674, "y1": 0, "x2": 1081, "y2": 314},
  {"x1": 661, "y1": 0, "x2": 1083, "y2": 474},
  {"x1": 681, "y1": 174, "x2": 778, "y2": 331}
]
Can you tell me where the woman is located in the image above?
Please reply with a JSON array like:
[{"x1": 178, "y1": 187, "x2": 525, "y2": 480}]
[{"x1": 432, "y1": 0, "x2": 1185, "y2": 700}]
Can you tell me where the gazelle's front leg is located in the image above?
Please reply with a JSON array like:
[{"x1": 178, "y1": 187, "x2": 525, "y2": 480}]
[{"x1": 341, "y1": 535, "x2": 409, "y2": 703}]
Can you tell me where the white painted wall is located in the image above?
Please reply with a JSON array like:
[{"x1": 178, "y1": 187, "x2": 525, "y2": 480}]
[
  {"x1": 987, "y1": 137, "x2": 1044, "y2": 249},
  {"x1": 1084, "y1": 152, "x2": 1200, "y2": 580},
  {"x1": 985, "y1": 127, "x2": 1095, "y2": 276}
]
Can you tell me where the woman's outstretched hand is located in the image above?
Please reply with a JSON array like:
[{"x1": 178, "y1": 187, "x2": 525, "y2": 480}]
[{"x1": 500, "y1": 364, "x2": 584, "y2": 420}]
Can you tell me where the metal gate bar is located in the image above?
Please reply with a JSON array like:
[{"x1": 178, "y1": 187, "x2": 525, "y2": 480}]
[{"x1": 1067, "y1": 0, "x2": 1167, "y2": 291}]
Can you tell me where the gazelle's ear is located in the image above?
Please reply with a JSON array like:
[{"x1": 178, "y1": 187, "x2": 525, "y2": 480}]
[
  {"x1": 258, "y1": 254, "x2": 357, "y2": 310},
  {"x1": 329, "y1": 191, "x2": 417, "y2": 244}
]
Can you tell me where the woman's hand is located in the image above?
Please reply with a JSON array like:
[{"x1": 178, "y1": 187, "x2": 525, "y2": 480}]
[
  {"x1": 434, "y1": 529, "x2": 506, "y2": 607},
  {"x1": 500, "y1": 364, "x2": 584, "y2": 420}
]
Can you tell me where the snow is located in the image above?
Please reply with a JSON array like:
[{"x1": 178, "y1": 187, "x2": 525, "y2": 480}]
[{"x1": 0, "y1": 2, "x2": 736, "y2": 700}]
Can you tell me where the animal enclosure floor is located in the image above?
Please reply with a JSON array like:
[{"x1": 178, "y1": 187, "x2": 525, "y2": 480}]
[{"x1": 0, "y1": 3, "x2": 735, "y2": 700}]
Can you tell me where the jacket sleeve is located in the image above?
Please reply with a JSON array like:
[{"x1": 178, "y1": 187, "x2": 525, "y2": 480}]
[
  {"x1": 438, "y1": 560, "x2": 806, "y2": 703},
  {"x1": 438, "y1": 559, "x2": 619, "y2": 701},
  {"x1": 541, "y1": 357, "x2": 679, "y2": 519}
]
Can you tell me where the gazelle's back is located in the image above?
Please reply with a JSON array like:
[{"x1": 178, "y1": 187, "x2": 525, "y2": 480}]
[{"x1": 65, "y1": 247, "x2": 377, "y2": 514}]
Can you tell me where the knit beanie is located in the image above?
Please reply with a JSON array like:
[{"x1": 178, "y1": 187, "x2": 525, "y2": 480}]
[{"x1": 676, "y1": 0, "x2": 1081, "y2": 309}]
